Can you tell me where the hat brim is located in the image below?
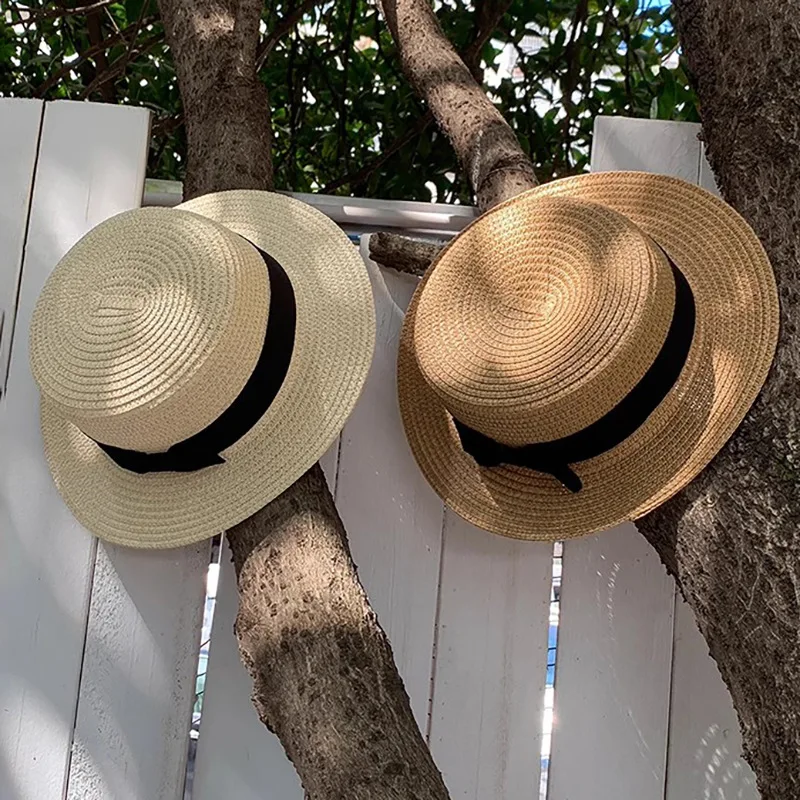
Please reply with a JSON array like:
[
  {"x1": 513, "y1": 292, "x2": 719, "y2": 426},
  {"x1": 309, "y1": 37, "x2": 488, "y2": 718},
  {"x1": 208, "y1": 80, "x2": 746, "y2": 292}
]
[
  {"x1": 41, "y1": 191, "x2": 375, "y2": 548},
  {"x1": 398, "y1": 172, "x2": 779, "y2": 540}
]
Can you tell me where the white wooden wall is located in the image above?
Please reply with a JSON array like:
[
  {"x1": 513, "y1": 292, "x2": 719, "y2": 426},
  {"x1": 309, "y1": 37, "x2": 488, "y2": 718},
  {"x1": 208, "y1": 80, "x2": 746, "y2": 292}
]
[
  {"x1": 0, "y1": 101, "x2": 759, "y2": 800},
  {"x1": 0, "y1": 100, "x2": 208, "y2": 800}
]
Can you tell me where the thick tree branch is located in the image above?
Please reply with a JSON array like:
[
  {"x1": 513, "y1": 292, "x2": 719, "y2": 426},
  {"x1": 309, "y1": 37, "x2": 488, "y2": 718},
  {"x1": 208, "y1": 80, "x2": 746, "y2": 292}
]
[
  {"x1": 368, "y1": 232, "x2": 443, "y2": 275},
  {"x1": 379, "y1": 0, "x2": 536, "y2": 210},
  {"x1": 323, "y1": 0, "x2": 511, "y2": 196},
  {"x1": 228, "y1": 466, "x2": 450, "y2": 800},
  {"x1": 158, "y1": 0, "x2": 273, "y2": 198},
  {"x1": 157, "y1": 1, "x2": 450, "y2": 796},
  {"x1": 635, "y1": 2, "x2": 800, "y2": 799}
]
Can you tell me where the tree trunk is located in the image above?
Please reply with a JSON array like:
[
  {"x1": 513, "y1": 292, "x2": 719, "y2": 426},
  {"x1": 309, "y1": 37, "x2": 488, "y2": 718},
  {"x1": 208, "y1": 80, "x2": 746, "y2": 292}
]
[
  {"x1": 380, "y1": 0, "x2": 537, "y2": 210},
  {"x1": 157, "y1": 0, "x2": 274, "y2": 199},
  {"x1": 634, "y1": 3, "x2": 800, "y2": 798},
  {"x1": 228, "y1": 467, "x2": 449, "y2": 800},
  {"x1": 157, "y1": 1, "x2": 450, "y2": 797}
]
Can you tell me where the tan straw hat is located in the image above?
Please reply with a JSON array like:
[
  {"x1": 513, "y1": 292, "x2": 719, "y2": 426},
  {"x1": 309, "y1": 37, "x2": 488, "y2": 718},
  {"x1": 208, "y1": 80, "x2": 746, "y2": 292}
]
[
  {"x1": 30, "y1": 190, "x2": 375, "y2": 548},
  {"x1": 398, "y1": 171, "x2": 779, "y2": 540}
]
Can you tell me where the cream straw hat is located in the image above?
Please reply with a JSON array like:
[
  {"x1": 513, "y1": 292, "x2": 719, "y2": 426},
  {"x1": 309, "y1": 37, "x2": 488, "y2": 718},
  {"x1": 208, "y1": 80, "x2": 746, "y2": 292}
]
[
  {"x1": 30, "y1": 190, "x2": 375, "y2": 548},
  {"x1": 398, "y1": 172, "x2": 779, "y2": 540}
]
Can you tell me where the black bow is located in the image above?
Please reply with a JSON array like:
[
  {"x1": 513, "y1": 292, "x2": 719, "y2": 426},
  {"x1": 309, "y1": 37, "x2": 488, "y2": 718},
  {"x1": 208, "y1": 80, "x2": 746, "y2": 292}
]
[
  {"x1": 454, "y1": 420, "x2": 583, "y2": 492},
  {"x1": 96, "y1": 441, "x2": 225, "y2": 474}
]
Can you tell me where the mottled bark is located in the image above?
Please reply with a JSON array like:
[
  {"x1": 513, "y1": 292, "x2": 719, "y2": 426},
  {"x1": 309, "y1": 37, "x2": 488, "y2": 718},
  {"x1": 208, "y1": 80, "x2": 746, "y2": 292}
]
[
  {"x1": 157, "y1": 0, "x2": 273, "y2": 199},
  {"x1": 379, "y1": 0, "x2": 537, "y2": 210},
  {"x1": 228, "y1": 467, "x2": 450, "y2": 800},
  {"x1": 634, "y1": 3, "x2": 800, "y2": 798},
  {"x1": 368, "y1": 231, "x2": 443, "y2": 275},
  {"x1": 158, "y1": 1, "x2": 450, "y2": 797}
]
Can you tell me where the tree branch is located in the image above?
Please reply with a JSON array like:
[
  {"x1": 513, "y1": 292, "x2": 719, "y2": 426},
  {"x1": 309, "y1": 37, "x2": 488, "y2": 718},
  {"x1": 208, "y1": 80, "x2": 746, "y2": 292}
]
[
  {"x1": 336, "y1": 0, "x2": 358, "y2": 170},
  {"x1": 33, "y1": 16, "x2": 157, "y2": 98},
  {"x1": 151, "y1": 111, "x2": 184, "y2": 137},
  {"x1": 86, "y1": 9, "x2": 116, "y2": 103},
  {"x1": 462, "y1": 0, "x2": 510, "y2": 78},
  {"x1": 368, "y1": 231, "x2": 443, "y2": 275},
  {"x1": 255, "y1": 0, "x2": 321, "y2": 70},
  {"x1": 227, "y1": 466, "x2": 450, "y2": 800},
  {"x1": 323, "y1": 0, "x2": 512, "y2": 196},
  {"x1": 157, "y1": 1, "x2": 451, "y2": 796},
  {"x1": 9, "y1": 0, "x2": 117, "y2": 21},
  {"x1": 157, "y1": 0, "x2": 273, "y2": 198},
  {"x1": 379, "y1": 0, "x2": 536, "y2": 210},
  {"x1": 79, "y1": 31, "x2": 162, "y2": 100},
  {"x1": 555, "y1": 0, "x2": 589, "y2": 169}
]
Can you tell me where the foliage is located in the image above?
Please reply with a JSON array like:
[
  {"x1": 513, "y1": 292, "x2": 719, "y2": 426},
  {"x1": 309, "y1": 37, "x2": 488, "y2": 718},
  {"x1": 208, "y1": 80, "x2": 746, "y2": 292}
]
[{"x1": 1, "y1": 0, "x2": 697, "y2": 203}]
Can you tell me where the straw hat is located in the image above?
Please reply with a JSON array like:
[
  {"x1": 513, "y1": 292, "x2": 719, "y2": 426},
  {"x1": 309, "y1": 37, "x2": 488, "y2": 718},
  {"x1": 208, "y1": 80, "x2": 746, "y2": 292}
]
[
  {"x1": 30, "y1": 190, "x2": 375, "y2": 548},
  {"x1": 398, "y1": 172, "x2": 779, "y2": 540}
]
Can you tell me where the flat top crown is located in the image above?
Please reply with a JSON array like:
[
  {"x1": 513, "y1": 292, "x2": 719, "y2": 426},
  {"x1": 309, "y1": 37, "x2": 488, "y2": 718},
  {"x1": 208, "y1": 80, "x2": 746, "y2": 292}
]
[
  {"x1": 413, "y1": 195, "x2": 676, "y2": 445},
  {"x1": 30, "y1": 207, "x2": 270, "y2": 452}
]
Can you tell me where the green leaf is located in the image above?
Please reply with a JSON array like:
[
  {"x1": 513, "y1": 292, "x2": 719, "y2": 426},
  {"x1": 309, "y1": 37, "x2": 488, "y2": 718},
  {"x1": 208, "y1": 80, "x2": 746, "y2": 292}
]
[
  {"x1": 0, "y1": 0, "x2": 697, "y2": 196},
  {"x1": 125, "y1": 0, "x2": 148, "y2": 15}
]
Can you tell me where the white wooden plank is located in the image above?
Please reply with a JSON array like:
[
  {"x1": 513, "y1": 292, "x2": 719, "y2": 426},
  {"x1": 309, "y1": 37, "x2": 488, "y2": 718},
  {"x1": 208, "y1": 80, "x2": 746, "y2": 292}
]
[
  {"x1": 666, "y1": 596, "x2": 759, "y2": 800},
  {"x1": 334, "y1": 240, "x2": 444, "y2": 730},
  {"x1": 0, "y1": 101, "x2": 150, "y2": 800},
  {"x1": 429, "y1": 514, "x2": 552, "y2": 799},
  {"x1": 191, "y1": 547, "x2": 304, "y2": 800},
  {"x1": 66, "y1": 542, "x2": 209, "y2": 800},
  {"x1": 0, "y1": 98, "x2": 43, "y2": 397},
  {"x1": 41, "y1": 103, "x2": 208, "y2": 800},
  {"x1": 548, "y1": 523, "x2": 676, "y2": 800},
  {"x1": 592, "y1": 116, "x2": 702, "y2": 180},
  {"x1": 544, "y1": 117, "x2": 705, "y2": 800},
  {"x1": 39, "y1": 102, "x2": 212, "y2": 800},
  {"x1": 319, "y1": 436, "x2": 341, "y2": 496},
  {"x1": 57, "y1": 101, "x2": 218, "y2": 799},
  {"x1": 191, "y1": 441, "x2": 340, "y2": 800}
]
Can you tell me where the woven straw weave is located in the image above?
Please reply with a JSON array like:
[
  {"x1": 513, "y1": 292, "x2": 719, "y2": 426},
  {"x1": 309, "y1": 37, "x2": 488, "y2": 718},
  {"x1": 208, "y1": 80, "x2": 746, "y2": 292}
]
[
  {"x1": 32, "y1": 191, "x2": 375, "y2": 548},
  {"x1": 398, "y1": 171, "x2": 779, "y2": 540}
]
